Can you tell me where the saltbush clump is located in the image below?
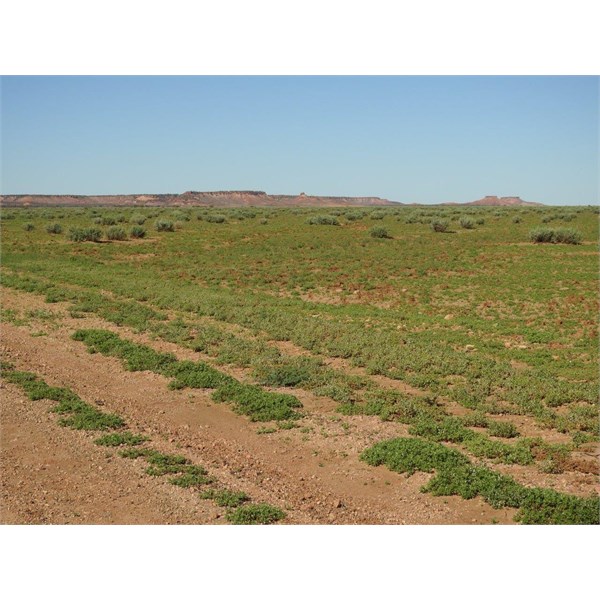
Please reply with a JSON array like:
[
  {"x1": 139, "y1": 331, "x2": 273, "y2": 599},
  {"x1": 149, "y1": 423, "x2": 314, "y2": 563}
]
[
  {"x1": 69, "y1": 227, "x2": 102, "y2": 242},
  {"x1": 106, "y1": 226, "x2": 127, "y2": 241},
  {"x1": 130, "y1": 214, "x2": 147, "y2": 225},
  {"x1": 346, "y1": 212, "x2": 364, "y2": 221},
  {"x1": 205, "y1": 214, "x2": 226, "y2": 224},
  {"x1": 130, "y1": 226, "x2": 146, "y2": 239},
  {"x1": 459, "y1": 217, "x2": 475, "y2": 229},
  {"x1": 307, "y1": 215, "x2": 340, "y2": 226},
  {"x1": 529, "y1": 227, "x2": 582, "y2": 245},
  {"x1": 23, "y1": 223, "x2": 35, "y2": 231},
  {"x1": 430, "y1": 219, "x2": 449, "y2": 233},
  {"x1": 155, "y1": 220, "x2": 175, "y2": 232},
  {"x1": 369, "y1": 226, "x2": 392, "y2": 239},
  {"x1": 46, "y1": 223, "x2": 63, "y2": 234}
]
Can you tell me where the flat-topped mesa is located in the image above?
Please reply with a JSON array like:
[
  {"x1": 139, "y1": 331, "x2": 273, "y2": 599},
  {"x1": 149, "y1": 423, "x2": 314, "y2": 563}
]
[
  {"x1": 0, "y1": 191, "x2": 396, "y2": 208},
  {"x1": 468, "y1": 195, "x2": 543, "y2": 206}
]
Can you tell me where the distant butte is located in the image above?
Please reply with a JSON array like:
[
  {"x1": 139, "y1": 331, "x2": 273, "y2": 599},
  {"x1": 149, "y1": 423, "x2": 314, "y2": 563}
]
[{"x1": 443, "y1": 196, "x2": 543, "y2": 206}]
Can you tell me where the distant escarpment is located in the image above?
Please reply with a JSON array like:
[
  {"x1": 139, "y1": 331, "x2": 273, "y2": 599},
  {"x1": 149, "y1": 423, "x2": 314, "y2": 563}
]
[
  {"x1": 444, "y1": 196, "x2": 543, "y2": 207},
  {"x1": 0, "y1": 191, "x2": 395, "y2": 208}
]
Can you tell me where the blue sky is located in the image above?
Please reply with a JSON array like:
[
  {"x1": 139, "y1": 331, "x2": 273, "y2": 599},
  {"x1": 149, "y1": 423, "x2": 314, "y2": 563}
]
[{"x1": 1, "y1": 76, "x2": 597, "y2": 204}]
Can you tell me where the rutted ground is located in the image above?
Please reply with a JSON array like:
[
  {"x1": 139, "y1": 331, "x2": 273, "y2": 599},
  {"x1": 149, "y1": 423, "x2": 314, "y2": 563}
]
[
  {"x1": 1, "y1": 383, "x2": 223, "y2": 525},
  {"x1": 3, "y1": 284, "x2": 597, "y2": 498},
  {"x1": 1, "y1": 287, "x2": 518, "y2": 524},
  {"x1": 2, "y1": 204, "x2": 598, "y2": 525}
]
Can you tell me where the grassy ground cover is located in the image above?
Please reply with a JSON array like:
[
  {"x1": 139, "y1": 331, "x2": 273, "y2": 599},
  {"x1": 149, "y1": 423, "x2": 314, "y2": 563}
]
[{"x1": 1, "y1": 204, "x2": 598, "y2": 506}]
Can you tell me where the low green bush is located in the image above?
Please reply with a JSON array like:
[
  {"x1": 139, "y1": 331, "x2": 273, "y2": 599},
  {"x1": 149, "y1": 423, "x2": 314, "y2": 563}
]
[
  {"x1": 155, "y1": 220, "x2": 175, "y2": 232},
  {"x1": 205, "y1": 214, "x2": 226, "y2": 224},
  {"x1": 307, "y1": 215, "x2": 340, "y2": 226},
  {"x1": 46, "y1": 223, "x2": 63, "y2": 234},
  {"x1": 369, "y1": 226, "x2": 392, "y2": 239},
  {"x1": 106, "y1": 226, "x2": 127, "y2": 241},
  {"x1": 430, "y1": 219, "x2": 449, "y2": 233},
  {"x1": 529, "y1": 227, "x2": 582, "y2": 244},
  {"x1": 69, "y1": 228, "x2": 102, "y2": 242},
  {"x1": 130, "y1": 226, "x2": 146, "y2": 239}
]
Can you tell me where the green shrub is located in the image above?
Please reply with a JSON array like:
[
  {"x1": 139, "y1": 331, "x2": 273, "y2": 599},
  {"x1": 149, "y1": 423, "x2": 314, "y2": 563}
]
[
  {"x1": 171, "y1": 210, "x2": 190, "y2": 222},
  {"x1": 346, "y1": 212, "x2": 364, "y2": 221},
  {"x1": 369, "y1": 226, "x2": 392, "y2": 239},
  {"x1": 512, "y1": 216, "x2": 522, "y2": 224},
  {"x1": 130, "y1": 226, "x2": 146, "y2": 239},
  {"x1": 459, "y1": 217, "x2": 475, "y2": 229},
  {"x1": 307, "y1": 215, "x2": 340, "y2": 226},
  {"x1": 529, "y1": 227, "x2": 582, "y2": 244},
  {"x1": 69, "y1": 228, "x2": 102, "y2": 242},
  {"x1": 155, "y1": 220, "x2": 175, "y2": 232},
  {"x1": 205, "y1": 214, "x2": 226, "y2": 224},
  {"x1": 106, "y1": 226, "x2": 127, "y2": 241},
  {"x1": 23, "y1": 223, "x2": 35, "y2": 231},
  {"x1": 528, "y1": 227, "x2": 555, "y2": 243},
  {"x1": 553, "y1": 228, "x2": 583, "y2": 244},
  {"x1": 430, "y1": 219, "x2": 449, "y2": 233},
  {"x1": 99, "y1": 216, "x2": 116, "y2": 226},
  {"x1": 46, "y1": 223, "x2": 63, "y2": 234}
]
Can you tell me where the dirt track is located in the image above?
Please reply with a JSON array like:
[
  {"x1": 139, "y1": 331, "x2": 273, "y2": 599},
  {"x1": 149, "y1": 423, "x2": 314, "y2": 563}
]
[{"x1": 0, "y1": 286, "x2": 536, "y2": 524}]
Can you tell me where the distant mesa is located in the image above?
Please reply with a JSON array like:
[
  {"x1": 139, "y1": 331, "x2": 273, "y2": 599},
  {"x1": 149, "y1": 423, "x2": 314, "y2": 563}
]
[
  {"x1": 0, "y1": 191, "x2": 545, "y2": 208},
  {"x1": 470, "y1": 195, "x2": 543, "y2": 206},
  {"x1": 0, "y1": 191, "x2": 395, "y2": 208},
  {"x1": 444, "y1": 195, "x2": 543, "y2": 206}
]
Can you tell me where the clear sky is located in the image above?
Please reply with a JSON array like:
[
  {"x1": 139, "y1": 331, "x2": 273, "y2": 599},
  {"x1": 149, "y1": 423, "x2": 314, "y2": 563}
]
[{"x1": 1, "y1": 76, "x2": 598, "y2": 204}]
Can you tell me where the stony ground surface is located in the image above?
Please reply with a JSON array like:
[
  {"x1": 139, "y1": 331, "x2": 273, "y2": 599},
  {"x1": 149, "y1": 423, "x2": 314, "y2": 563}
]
[{"x1": 3, "y1": 285, "x2": 594, "y2": 525}]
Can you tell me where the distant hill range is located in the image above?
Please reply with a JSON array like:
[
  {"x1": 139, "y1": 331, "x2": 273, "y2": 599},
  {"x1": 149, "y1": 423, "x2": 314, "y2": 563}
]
[
  {"x1": 443, "y1": 196, "x2": 543, "y2": 207},
  {"x1": 0, "y1": 192, "x2": 544, "y2": 208},
  {"x1": 0, "y1": 191, "x2": 394, "y2": 208}
]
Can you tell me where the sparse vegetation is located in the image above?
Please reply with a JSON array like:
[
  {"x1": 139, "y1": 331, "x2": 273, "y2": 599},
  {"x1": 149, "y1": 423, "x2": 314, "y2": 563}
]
[
  {"x1": 360, "y1": 437, "x2": 599, "y2": 524},
  {"x1": 1, "y1": 203, "x2": 598, "y2": 525},
  {"x1": 225, "y1": 503, "x2": 285, "y2": 524}
]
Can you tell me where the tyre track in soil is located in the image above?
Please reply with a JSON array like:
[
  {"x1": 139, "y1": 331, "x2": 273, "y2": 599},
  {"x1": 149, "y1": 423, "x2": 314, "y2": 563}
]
[
  {"x1": 3, "y1": 285, "x2": 597, "y2": 499},
  {"x1": 0, "y1": 288, "x2": 515, "y2": 524},
  {"x1": 0, "y1": 382, "x2": 222, "y2": 524}
]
